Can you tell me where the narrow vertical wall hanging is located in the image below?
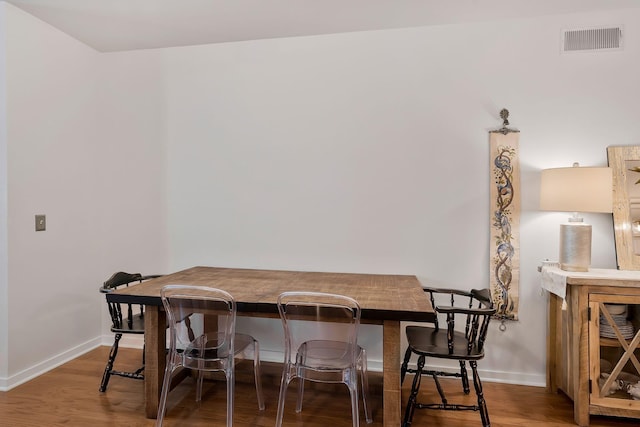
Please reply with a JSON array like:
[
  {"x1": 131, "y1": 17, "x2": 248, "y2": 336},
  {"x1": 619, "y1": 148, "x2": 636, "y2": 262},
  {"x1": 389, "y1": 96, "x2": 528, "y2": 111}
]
[{"x1": 489, "y1": 109, "x2": 521, "y2": 328}]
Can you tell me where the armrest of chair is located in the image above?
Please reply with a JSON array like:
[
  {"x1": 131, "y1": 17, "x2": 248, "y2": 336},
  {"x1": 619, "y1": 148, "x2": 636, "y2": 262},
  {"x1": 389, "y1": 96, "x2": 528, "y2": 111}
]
[
  {"x1": 436, "y1": 305, "x2": 496, "y2": 316},
  {"x1": 424, "y1": 287, "x2": 494, "y2": 313},
  {"x1": 422, "y1": 287, "x2": 474, "y2": 298},
  {"x1": 100, "y1": 273, "x2": 163, "y2": 294},
  {"x1": 470, "y1": 288, "x2": 492, "y2": 302},
  {"x1": 140, "y1": 274, "x2": 164, "y2": 281}
]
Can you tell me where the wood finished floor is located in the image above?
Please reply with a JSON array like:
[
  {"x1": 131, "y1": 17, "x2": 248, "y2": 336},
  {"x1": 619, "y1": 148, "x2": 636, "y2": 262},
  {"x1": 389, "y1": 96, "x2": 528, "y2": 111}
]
[{"x1": 0, "y1": 346, "x2": 638, "y2": 427}]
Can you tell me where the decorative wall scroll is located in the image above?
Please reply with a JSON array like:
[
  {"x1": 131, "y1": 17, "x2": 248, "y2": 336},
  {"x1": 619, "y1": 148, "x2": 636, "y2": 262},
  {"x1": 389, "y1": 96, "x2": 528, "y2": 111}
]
[
  {"x1": 489, "y1": 109, "x2": 521, "y2": 323},
  {"x1": 607, "y1": 145, "x2": 640, "y2": 270}
]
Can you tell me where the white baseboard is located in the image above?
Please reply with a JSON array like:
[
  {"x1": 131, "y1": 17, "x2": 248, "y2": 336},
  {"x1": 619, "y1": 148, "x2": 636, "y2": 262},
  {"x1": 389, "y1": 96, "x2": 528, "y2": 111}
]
[
  {"x1": 0, "y1": 337, "x2": 102, "y2": 391},
  {"x1": 481, "y1": 369, "x2": 546, "y2": 387},
  {"x1": 1, "y1": 336, "x2": 546, "y2": 391},
  {"x1": 398, "y1": 361, "x2": 546, "y2": 388},
  {"x1": 101, "y1": 333, "x2": 144, "y2": 349},
  {"x1": 261, "y1": 353, "x2": 544, "y2": 387},
  {"x1": 119, "y1": 345, "x2": 546, "y2": 387}
]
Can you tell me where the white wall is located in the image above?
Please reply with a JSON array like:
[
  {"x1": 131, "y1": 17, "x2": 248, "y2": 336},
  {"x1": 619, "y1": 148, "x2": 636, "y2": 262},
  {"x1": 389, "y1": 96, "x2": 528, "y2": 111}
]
[
  {"x1": 95, "y1": 50, "x2": 169, "y2": 344},
  {"x1": 97, "y1": 50, "x2": 168, "y2": 277},
  {"x1": 2, "y1": 2, "x2": 103, "y2": 387},
  {"x1": 0, "y1": 2, "x2": 9, "y2": 383},
  {"x1": 159, "y1": 9, "x2": 639, "y2": 384},
  {"x1": 2, "y1": 2, "x2": 639, "y2": 390},
  {"x1": 0, "y1": 2, "x2": 167, "y2": 389}
]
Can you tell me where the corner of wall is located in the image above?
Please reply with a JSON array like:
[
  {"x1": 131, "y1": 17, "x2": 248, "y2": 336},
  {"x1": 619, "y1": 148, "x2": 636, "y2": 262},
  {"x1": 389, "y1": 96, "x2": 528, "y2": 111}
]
[{"x1": 0, "y1": 0, "x2": 10, "y2": 383}]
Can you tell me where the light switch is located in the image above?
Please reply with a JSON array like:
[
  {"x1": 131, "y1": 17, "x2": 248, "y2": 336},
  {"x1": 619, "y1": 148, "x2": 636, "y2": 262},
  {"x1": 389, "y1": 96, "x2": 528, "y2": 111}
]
[{"x1": 35, "y1": 215, "x2": 46, "y2": 231}]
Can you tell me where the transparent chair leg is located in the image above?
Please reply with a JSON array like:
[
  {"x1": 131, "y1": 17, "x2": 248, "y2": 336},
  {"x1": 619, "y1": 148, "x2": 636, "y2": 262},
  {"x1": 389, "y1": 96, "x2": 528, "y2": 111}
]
[
  {"x1": 196, "y1": 371, "x2": 204, "y2": 402},
  {"x1": 225, "y1": 369, "x2": 234, "y2": 427},
  {"x1": 359, "y1": 349, "x2": 373, "y2": 423},
  {"x1": 155, "y1": 361, "x2": 175, "y2": 427},
  {"x1": 296, "y1": 351, "x2": 307, "y2": 413},
  {"x1": 253, "y1": 339, "x2": 265, "y2": 410},
  {"x1": 296, "y1": 376, "x2": 305, "y2": 412},
  {"x1": 275, "y1": 365, "x2": 292, "y2": 427},
  {"x1": 195, "y1": 334, "x2": 207, "y2": 402},
  {"x1": 348, "y1": 369, "x2": 360, "y2": 427}
]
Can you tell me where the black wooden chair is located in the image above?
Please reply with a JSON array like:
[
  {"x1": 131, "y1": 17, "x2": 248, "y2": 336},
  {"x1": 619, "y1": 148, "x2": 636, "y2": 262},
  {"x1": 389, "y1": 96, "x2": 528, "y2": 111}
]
[
  {"x1": 99, "y1": 271, "x2": 163, "y2": 392},
  {"x1": 400, "y1": 288, "x2": 495, "y2": 427}
]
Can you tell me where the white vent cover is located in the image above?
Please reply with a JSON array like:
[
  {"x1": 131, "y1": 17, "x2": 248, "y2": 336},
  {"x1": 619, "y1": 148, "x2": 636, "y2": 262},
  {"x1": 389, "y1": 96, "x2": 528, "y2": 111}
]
[{"x1": 561, "y1": 27, "x2": 623, "y2": 52}]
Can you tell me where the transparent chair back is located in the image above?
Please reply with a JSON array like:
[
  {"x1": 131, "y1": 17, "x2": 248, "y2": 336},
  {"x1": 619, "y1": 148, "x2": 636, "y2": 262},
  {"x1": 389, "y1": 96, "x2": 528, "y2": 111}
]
[
  {"x1": 276, "y1": 291, "x2": 372, "y2": 427},
  {"x1": 156, "y1": 285, "x2": 264, "y2": 427}
]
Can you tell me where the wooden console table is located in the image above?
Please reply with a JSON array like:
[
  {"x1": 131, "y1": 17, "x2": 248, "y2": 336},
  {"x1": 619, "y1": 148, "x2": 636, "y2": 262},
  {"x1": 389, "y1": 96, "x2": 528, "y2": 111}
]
[{"x1": 543, "y1": 267, "x2": 640, "y2": 426}]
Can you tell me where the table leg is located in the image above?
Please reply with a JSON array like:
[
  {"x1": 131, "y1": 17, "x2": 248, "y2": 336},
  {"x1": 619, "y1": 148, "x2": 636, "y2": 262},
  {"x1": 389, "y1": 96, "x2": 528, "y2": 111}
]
[
  {"x1": 145, "y1": 305, "x2": 166, "y2": 419},
  {"x1": 546, "y1": 292, "x2": 559, "y2": 392},
  {"x1": 383, "y1": 320, "x2": 401, "y2": 427}
]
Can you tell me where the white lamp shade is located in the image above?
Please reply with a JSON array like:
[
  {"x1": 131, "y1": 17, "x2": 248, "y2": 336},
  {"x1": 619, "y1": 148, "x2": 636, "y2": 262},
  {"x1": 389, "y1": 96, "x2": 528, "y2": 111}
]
[{"x1": 540, "y1": 166, "x2": 613, "y2": 213}]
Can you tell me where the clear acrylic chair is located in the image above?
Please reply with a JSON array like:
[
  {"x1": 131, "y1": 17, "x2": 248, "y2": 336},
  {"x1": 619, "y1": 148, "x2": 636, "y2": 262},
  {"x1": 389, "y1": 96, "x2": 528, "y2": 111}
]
[
  {"x1": 400, "y1": 288, "x2": 495, "y2": 427},
  {"x1": 156, "y1": 285, "x2": 265, "y2": 427},
  {"x1": 275, "y1": 291, "x2": 373, "y2": 427}
]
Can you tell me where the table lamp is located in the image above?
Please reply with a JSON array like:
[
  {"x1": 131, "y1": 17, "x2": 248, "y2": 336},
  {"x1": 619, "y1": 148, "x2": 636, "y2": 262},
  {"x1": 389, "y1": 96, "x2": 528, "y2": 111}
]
[{"x1": 540, "y1": 163, "x2": 613, "y2": 272}]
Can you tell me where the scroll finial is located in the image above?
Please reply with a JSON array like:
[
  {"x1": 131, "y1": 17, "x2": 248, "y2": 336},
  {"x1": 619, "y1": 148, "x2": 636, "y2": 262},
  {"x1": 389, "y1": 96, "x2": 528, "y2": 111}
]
[
  {"x1": 491, "y1": 108, "x2": 519, "y2": 134},
  {"x1": 500, "y1": 109, "x2": 510, "y2": 127}
]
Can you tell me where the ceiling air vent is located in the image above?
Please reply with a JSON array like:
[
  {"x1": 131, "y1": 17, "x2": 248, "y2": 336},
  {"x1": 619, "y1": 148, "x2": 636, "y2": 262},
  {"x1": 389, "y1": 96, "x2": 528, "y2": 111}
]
[{"x1": 561, "y1": 27, "x2": 623, "y2": 53}]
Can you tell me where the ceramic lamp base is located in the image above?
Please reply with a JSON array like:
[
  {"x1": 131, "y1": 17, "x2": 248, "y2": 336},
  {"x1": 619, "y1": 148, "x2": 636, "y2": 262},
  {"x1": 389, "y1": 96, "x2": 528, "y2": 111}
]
[{"x1": 559, "y1": 222, "x2": 592, "y2": 272}]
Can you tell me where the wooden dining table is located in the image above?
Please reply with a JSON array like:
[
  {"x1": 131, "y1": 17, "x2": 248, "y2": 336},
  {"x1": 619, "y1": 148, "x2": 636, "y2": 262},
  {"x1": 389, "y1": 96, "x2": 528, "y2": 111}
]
[{"x1": 106, "y1": 266, "x2": 435, "y2": 427}]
